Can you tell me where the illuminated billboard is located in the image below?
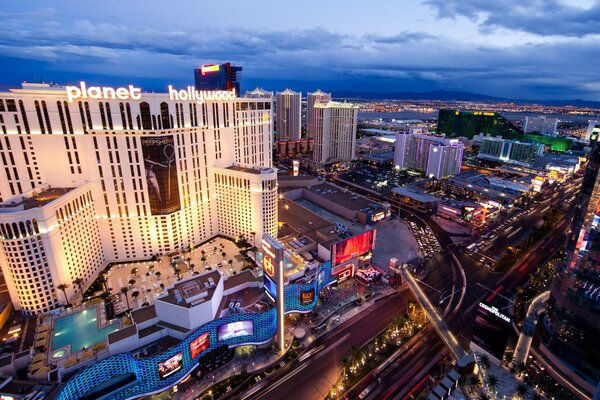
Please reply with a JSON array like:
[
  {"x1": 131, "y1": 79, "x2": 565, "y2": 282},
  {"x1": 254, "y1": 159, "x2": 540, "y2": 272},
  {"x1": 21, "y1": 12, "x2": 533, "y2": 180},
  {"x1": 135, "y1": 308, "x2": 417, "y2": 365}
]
[
  {"x1": 217, "y1": 321, "x2": 254, "y2": 341},
  {"x1": 189, "y1": 332, "x2": 210, "y2": 359},
  {"x1": 158, "y1": 352, "x2": 183, "y2": 379},
  {"x1": 471, "y1": 302, "x2": 512, "y2": 360},
  {"x1": 332, "y1": 230, "x2": 376, "y2": 266},
  {"x1": 300, "y1": 290, "x2": 315, "y2": 305},
  {"x1": 264, "y1": 274, "x2": 277, "y2": 301},
  {"x1": 141, "y1": 136, "x2": 180, "y2": 215}
]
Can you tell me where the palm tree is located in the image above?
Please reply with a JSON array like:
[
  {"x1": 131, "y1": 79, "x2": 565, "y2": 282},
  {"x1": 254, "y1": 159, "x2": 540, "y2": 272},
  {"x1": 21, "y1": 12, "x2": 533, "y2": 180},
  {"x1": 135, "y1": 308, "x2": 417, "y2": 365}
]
[
  {"x1": 486, "y1": 374, "x2": 499, "y2": 393},
  {"x1": 477, "y1": 394, "x2": 491, "y2": 400},
  {"x1": 504, "y1": 352, "x2": 514, "y2": 366},
  {"x1": 120, "y1": 287, "x2": 131, "y2": 312},
  {"x1": 479, "y1": 353, "x2": 490, "y2": 370},
  {"x1": 57, "y1": 283, "x2": 69, "y2": 305},
  {"x1": 515, "y1": 383, "x2": 529, "y2": 399},
  {"x1": 190, "y1": 263, "x2": 196, "y2": 273},
  {"x1": 469, "y1": 374, "x2": 481, "y2": 388},
  {"x1": 517, "y1": 361, "x2": 527, "y2": 377},
  {"x1": 174, "y1": 267, "x2": 181, "y2": 280},
  {"x1": 73, "y1": 278, "x2": 84, "y2": 300}
]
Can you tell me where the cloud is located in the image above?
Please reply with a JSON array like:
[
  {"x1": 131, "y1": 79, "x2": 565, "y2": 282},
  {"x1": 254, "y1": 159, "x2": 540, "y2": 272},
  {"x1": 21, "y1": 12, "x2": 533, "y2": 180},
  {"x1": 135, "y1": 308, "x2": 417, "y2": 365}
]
[
  {"x1": 423, "y1": 0, "x2": 600, "y2": 37},
  {"x1": 0, "y1": 7, "x2": 598, "y2": 100}
]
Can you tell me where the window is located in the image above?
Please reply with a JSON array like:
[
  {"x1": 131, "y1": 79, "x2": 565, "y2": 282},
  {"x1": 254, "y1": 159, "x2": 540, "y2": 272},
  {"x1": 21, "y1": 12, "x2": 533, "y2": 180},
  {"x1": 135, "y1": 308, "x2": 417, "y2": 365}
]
[
  {"x1": 139, "y1": 102, "x2": 152, "y2": 130},
  {"x1": 160, "y1": 102, "x2": 171, "y2": 129}
]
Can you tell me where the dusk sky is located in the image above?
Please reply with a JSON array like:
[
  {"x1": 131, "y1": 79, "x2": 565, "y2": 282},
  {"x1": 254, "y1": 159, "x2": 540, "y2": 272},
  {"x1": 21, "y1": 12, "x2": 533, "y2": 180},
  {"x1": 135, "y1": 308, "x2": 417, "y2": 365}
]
[{"x1": 1, "y1": 0, "x2": 599, "y2": 100}]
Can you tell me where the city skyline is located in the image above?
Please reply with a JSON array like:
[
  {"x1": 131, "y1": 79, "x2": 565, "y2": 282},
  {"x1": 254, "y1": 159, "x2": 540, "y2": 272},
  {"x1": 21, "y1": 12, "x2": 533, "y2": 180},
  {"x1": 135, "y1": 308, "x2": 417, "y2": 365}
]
[{"x1": 0, "y1": 1, "x2": 599, "y2": 101}]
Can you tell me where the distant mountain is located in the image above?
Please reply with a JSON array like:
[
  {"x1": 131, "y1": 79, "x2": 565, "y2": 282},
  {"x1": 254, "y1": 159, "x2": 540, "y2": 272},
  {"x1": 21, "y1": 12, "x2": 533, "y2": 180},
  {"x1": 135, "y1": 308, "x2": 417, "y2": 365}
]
[{"x1": 332, "y1": 89, "x2": 600, "y2": 109}]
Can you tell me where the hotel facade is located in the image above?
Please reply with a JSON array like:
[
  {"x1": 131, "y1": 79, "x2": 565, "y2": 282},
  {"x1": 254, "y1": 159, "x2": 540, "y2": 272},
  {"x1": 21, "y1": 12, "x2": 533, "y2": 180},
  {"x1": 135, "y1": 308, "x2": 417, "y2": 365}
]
[{"x1": 0, "y1": 82, "x2": 278, "y2": 315}]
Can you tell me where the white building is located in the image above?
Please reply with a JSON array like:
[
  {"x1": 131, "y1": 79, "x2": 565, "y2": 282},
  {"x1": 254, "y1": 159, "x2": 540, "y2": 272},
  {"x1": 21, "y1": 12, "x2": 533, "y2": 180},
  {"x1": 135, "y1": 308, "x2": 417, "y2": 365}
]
[
  {"x1": 275, "y1": 89, "x2": 301, "y2": 141},
  {"x1": 394, "y1": 132, "x2": 463, "y2": 178},
  {"x1": 523, "y1": 116, "x2": 558, "y2": 135},
  {"x1": 0, "y1": 82, "x2": 277, "y2": 314},
  {"x1": 586, "y1": 120, "x2": 600, "y2": 142},
  {"x1": 306, "y1": 90, "x2": 331, "y2": 138},
  {"x1": 312, "y1": 101, "x2": 359, "y2": 164},
  {"x1": 478, "y1": 136, "x2": 544, "y2": 165}
]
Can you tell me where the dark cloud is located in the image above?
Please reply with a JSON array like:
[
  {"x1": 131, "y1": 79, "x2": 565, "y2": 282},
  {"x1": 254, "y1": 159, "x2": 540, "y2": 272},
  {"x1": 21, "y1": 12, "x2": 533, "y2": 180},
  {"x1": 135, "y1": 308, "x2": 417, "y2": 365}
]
[
  {"x1": 0, "y1": 8, "x2": 598, "y2": 100},
  {"x1": 424, "y1": 0, "x2": 600, "y2": 37}
]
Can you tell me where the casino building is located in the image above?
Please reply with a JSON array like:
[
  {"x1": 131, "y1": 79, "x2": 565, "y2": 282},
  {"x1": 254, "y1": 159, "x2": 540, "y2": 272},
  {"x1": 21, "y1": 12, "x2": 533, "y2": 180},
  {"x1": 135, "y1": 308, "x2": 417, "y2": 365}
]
[{"x1": 0, "y1": 82, "x2": 277, "y2": 314}]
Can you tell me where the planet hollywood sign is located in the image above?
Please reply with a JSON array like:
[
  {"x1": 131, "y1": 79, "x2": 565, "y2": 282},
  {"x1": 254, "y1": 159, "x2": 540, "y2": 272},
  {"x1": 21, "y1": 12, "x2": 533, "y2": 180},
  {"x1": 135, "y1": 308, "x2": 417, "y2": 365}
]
[{"x1": 65, "y1": 81, "x2": 236, "y2": 104}]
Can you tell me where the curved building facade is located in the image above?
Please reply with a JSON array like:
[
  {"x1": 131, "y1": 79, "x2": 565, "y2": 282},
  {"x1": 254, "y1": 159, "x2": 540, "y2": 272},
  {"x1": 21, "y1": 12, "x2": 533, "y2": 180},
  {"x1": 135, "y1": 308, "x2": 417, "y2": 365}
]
[{"x1": 0, "y1": 82, "x2": 276, "y2": 314}]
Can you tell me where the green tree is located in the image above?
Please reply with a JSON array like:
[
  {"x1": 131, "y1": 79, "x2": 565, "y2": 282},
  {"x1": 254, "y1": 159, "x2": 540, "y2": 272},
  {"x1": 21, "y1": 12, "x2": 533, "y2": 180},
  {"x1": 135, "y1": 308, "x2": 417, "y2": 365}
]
[
  {"x1": 57, "y1": 283, "x2": 69, "y2": 305},
  {"x1": 479, "y1": 353, "x2": 490, "y2": 369},
  {"x1": 469, "y1": 375, "x2": 481, "y2": 388},
  {"x1": 515, "y1": 383, "x2": 529, "y2": 399},
  {"x1": 120, "y1": 287, "x2": 131, "y2": 312},
  {"x1": 486, "y1": 374, "x2": 499, "y2": 392},
  {"x1": 73, "y1": 278, "x2": 84, "y2": 300}
]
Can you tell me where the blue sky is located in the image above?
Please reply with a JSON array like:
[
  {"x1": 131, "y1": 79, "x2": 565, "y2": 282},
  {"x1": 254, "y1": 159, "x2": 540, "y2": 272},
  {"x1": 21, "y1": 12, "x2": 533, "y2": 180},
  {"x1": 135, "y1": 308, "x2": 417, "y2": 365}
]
[{"x1": 0, "y1": 0, "x2": 599, "y2": 100}]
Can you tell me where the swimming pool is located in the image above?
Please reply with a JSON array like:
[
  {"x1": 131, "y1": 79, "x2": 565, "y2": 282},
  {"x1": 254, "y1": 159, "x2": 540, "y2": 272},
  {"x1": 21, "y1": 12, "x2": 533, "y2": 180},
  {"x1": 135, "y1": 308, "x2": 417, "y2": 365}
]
[{"x1": 52, "y1": 308, "x2": 120, "y2": 352}]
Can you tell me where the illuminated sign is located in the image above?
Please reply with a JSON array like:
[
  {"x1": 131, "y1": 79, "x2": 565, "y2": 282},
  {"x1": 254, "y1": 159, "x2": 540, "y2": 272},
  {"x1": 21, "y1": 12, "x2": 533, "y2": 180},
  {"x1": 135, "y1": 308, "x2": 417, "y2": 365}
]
[
  {"x1": 300, "y1": 290, "x2": 315, "y2": 305},
  {"x1": 262, "y1": 234, "x2": 286, "y2": 352},
  {"x1": 217, "y1": 321, "x2": 254, "y2": 341},
  {"x1": 332, "y1": 230, "x2": 376, "y2": 266},
  {"x1": 478, "y1": 302, "x2": 511, "y2": 323},
  {"x1": 158, "y1": 353, "x2": 183, "y2": 379},
  {"x1": 168, "y1": 86, "x2": 236, "y2": 103},
  {"x1": 189, "y1": 332, "x2": 210, "y2": 359},
  {"x1": 263, "y1": 255, "x2": 275, "y2": 278},
  {"x1": 292, "y1": 160, "x2": 299, "y2": 176},
  {"x1": 441, "y1": 206, "x2": 461, "y2": 214},
  {"x1": 201, "y1": 64, "x2": 220, "y2": 75},
  {"x1": 66, "y1": 81, "x2": 142, "y2": 103}
]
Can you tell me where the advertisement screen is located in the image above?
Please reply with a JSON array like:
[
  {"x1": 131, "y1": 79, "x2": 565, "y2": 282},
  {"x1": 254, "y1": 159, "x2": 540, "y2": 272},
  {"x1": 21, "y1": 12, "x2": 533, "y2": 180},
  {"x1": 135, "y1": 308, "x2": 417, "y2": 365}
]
[
  {"x1": 332, "y1": 230, "x2": 376, "y2": 266},
  {"x1": 264, "y1": 274, "x2": 277, "y2": 301},
  {"x1": 158, "y1": 352, "x2": 183, "y2": 379},
  {"x1": 190, "y1": 332, "x2": 210, "y2": 359},
  {"x1": 300, "y1": 289, "x2": 315, "y2": 305},
  {"x1": 141, "y1": 136, "x2": 181, "y2": 215},
  {"x1": 217, "y1": 321, "x2": 254, "y2": 341},
  {"x1": 471, "y1": 302, "x2": 512, "y2": 360}
]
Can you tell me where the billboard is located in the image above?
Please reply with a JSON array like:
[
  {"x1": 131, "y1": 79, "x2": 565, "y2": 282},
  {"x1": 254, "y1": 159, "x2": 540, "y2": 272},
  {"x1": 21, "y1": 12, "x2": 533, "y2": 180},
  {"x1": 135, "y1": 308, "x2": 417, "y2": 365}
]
[
  {"x1": 332, "y1": 230, "x2": 376, "y2": 266},
  {"x1": 300, "y1": 289, "x2": 315, "y2": 305},
  {"x1": 471, "y1": 302, "x2": 512, "y2": 360},
  {"x1": 158, "y1": 352, "x2": 183, "y2": 379},
  {"x1": 141, "y1": 136, "x2": 180, "y2": 215},
  {"x1": 190, "y1": 332, "x2": 210, "y2": 359},
  {"x1": 217, "y1": 321, "x2": 254, "y2": 341},
  {"x1": 264, "y1": 274, "x2": 277, "y2": 301}
]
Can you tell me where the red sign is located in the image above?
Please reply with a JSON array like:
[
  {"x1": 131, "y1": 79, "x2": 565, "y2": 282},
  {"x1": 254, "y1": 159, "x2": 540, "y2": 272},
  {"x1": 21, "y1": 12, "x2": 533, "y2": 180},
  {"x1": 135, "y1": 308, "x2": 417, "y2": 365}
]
[
  {"x1": 333, "y1": 230, "x2": 376, "y2": 266},
  {"x1": 190, "y1": 332, "x2": 210, "y2": 359}
]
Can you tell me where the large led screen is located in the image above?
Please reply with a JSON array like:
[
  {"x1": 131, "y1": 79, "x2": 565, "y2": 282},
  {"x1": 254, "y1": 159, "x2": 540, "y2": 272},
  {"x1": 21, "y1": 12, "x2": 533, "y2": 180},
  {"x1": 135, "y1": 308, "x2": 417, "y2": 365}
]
[
  {"x1": 332, "y1": 230, "x2": 376, "y2": 266},
  {"x1": 158, "y1": 352, "x2": 183, "y2": 379},
  {"x1": 217, "y1": 321, "x2": 254, "y2": 341},
  {"x1": 189, "y1": 332, "x2": 210, "y2": 359},
  {"x1": 264, "y1": 274, "x2": 277, "y2": 301},
  {"x1": 141, "y1": 136, "x2": 181, "y2": 215}
]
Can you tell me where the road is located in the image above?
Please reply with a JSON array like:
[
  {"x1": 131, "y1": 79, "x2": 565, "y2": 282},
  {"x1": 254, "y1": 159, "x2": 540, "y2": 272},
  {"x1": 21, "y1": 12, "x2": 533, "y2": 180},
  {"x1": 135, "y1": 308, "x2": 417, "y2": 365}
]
[{"x1": 243, "y1": 291, "x2": 411, "y2": 400}]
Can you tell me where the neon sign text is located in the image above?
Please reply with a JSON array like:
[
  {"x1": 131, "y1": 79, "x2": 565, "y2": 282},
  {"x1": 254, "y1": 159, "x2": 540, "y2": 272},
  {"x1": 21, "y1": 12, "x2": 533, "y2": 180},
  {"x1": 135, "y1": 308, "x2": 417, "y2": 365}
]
[
  {"x1": 168, "y1": 86, "x2": 236, "y2": 103},
  {"x1": 65, "y1": 82, "x2": 141, "y2": 103}
]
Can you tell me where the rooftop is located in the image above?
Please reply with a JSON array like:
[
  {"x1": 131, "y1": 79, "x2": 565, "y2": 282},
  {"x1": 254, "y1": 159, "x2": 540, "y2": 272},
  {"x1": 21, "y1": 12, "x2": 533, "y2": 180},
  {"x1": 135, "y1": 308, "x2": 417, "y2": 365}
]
[
  {"x1": 223, "y1": 269, "x2": 259, "y2": 291},
  {"x1": 226, "y1": 165, "x2": 275, "y2": 175},
  {"x1": 278, "y1": 198, "x2": 337, "y2": 244},
  {"x1": 131, "y1": 305, "x2": 157, "y2": 325},
  {"x1": 307, "y1": 182, "x2": 387, "y2": 213},
  {"x1": 392, "y1": 186, "x2": 441, "y2": 204},
  {"x1": 157, "y1": 270, "x2": 221, "y2": 309},
  {"x1": 0, "y1": 187, "x2": 75, "y2": 211}
]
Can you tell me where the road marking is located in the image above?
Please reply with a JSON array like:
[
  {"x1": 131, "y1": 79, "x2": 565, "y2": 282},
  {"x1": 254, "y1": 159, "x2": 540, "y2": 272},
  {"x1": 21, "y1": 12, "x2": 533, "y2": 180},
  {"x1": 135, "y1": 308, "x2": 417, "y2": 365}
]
[
  {"x1": 507, "y1": 226, "x2": 523, "y2": 239},
  {"x1": 298, "y1": 344, "x2": 325, "y2": 362}
]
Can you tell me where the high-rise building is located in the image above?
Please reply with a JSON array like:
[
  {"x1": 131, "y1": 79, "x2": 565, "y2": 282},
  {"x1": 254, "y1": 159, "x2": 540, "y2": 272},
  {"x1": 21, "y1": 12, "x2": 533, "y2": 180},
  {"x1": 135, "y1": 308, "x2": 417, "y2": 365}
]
[
  {"x1": 394, "y1": 131, "x2": 464, "y2": 179},
  {"x1": 586, "y1": 120, "x2": 600, "y2": 142},
  {"x1": 0, "y1": 81, "x2": 276, "y2": 314},
  {"x1": 312, "y1": 101, "x2": 359, "y2": 164},
  {"x1": 275, "y1": 89, "x2": 301, "y2": 141},
  {"x1": 478, "y1": 137, "x2": 544, "y2": 165},
  {"x1": 437, "y1": 109, "x2": 573, "y2": 152},
  {"x1": 194, "y1": 62, "x2": 242, "y2": 94},
  {"x1": 306, "y1": 90, "x2": 331, "y2": 138},
  {"x1": 541, "y1": 136, "x2": 600, "y2": 396},
  {"x1": 523, "y1": 116, "x2": 558, "y2": 135}
]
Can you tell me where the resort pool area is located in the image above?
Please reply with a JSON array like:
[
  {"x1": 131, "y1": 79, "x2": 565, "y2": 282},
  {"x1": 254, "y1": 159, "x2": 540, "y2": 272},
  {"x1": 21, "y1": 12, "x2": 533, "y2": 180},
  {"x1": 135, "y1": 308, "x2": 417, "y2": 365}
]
[{"x1": 52, "y1": 308, "x2": 120, "y2": 352}]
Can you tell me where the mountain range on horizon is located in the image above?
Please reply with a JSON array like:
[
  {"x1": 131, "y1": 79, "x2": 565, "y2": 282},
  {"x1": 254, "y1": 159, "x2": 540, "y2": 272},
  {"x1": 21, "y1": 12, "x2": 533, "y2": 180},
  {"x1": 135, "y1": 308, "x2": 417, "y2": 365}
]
[{"x1": 332, "y1": 89, "x2": 600, "y2": 109}]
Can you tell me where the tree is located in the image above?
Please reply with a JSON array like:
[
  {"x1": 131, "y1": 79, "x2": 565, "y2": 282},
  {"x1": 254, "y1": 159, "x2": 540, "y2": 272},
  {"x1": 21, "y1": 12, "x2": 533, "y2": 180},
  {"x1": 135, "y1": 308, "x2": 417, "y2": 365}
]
[
  {"x1": 477, "y1": 394, "x2": 491, "y2": 400},
  {"x1": 469, "y1": 375, "x2": 481, "y2": 388},
  {"x1": 228, "y1": 260, "x2": 233, "y2": 267},
  {"x1": 486, "y1": 374, "x2": 499, "y2": 393},
  {"x1": 128, "y1": 279, "x2": 136, "y2": 286},
  {"x1": 73, "y1": 278, "x2": 84, "y2": 300},
  {"x1": 120, "y1": 287, "x2": 131, "y2": 312},
  {"x1": 201, "y1": 256, "x2": 207, "y2": 265},
  {"x1": 131, "y1": 291, "x2": 140, "y2": 300},
  {"x1": 504, "y1": 352, "x2": 514, "y2": 366},
  {"x1": 479, "y1": 354, "x2": 490, "y2": 369},
  {"x1": 515, "y1": 383, "x2": 529, "y2": 399},
  {"x1": 155, "y1": 271, "x2": 162, "y2": 278},
  {"x1": 57, "y1": 283, "x2": 69, "y2": 305},
  {"x1": 174, "y1": 267, "x2": 181, "y2": 280},
  {"x1": 190, "y1": 263, "x2": 196, "y2": 273},
  {"x1": 221, "y1": 251, "x2": 226, "y2": 258},
  {"x1": 131, "y1": 267, "x2": 139, "y2": 276},
  {"x1": 517, "y1": 362, "x2": 527, "y2": 377}
]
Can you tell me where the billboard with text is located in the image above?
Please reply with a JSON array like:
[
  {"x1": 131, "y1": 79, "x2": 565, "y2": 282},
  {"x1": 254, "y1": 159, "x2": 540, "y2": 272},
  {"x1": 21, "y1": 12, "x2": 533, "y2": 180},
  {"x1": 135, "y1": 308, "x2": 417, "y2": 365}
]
[
  {"x1": 332, "y1": 230, "x2": 376, "y2": 266},
  {"x1": 141, "y1": 136, "x2": 180, "y2": 215}
]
